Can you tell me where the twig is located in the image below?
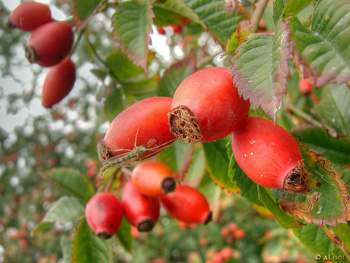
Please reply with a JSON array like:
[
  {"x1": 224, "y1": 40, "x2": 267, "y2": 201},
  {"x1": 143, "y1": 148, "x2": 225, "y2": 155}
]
[
  {"x1": 284, "y1": 99, "x2": 338, "y2": 137},
  {"x1": 251, "y1": 0, "x2": 270, "y2": 33},
  {"x1": 212, "y1": 187, "x2": 222, "y2": 222},
  {"x1": 69, "y1": 28, "x2": 85, "y2": 58},
  {"x1": 284, "y1": 99, "x2": 324, "y2": 128},
  {"x1": 85, "y1": 34, "x2": 108, "y2": 66}
]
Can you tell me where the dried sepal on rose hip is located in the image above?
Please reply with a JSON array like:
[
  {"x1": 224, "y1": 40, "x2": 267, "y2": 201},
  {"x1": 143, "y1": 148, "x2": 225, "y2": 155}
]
[
  {"x1": 122, "y1": 180, "x2": 160, "y2": 232},
  {"x1": 97, "y1": 97, "x2": 176, "y2": 167},
  {"x1": 168, "y1": 67, "x2": 250, "y2": 143},
  {"x1": 26, "y1": 21, "x2": 73, "y2": 67},
  {"x1": 85, "y1": 192, "x2": 123, "y2": 239},
  {"x1": 231, "y1": 116, "x2": 311, "y2": 194},
  {"x1": 42, "y1": 58, "x2": 76, "y2": 108},
  {"x1": 7, "y1": 2, "x2": 52, "y2": 31},
  {"x1": 160, "y1": 184, "x2": 212, "y2": 224},
  {"x1": 132, "y1": 161, "x2": 176, "y2": 196}
]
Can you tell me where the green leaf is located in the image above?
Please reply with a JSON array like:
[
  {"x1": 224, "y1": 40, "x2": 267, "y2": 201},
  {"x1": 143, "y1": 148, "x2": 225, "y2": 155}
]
[
  {"x1": 182, "y1": 0, "x2": 245, "y2": 45},
  {"x1": 294, "y1": 224, "x2": 344, "y2": 257},
  {"x1": 157, "y1": 140, "x2": 192, "y2": 174},
  {"x1": 103, "y1": 89, "x2": 125, "y2": 122},
  {"x1": 202, "y1": 139, "x2": 236, "y2": 192},
  {"x1": 329, "y1": 223, "x2": 350, "y2": 255},
  {"x1": 115, "y1": 217, "x2": 133, "y2": 253},
  {"x1": 122, "y1": 75, "x2": 158, "y2": 100},
  {"x1": 61, "y1": 236, "x2": 73, "y2": 263},
  {"x1": 273, "y1": 0, "x2": 313, "y2": 23},
  {"x1": 72, "y1": 0, "x2": 103, "y2": 28},
  {"x1": 293, "y1": 126, "x2": 350, "y2": 166},
  {"x1": 105, "y1": 50, "x2": 144, "y2": 83},
  {"x1": 199, "y1": 171, "x2": 221, "y2": 204},
  {"x1": 32, "y1": 196, "x2": 85, "y2": 236},
  {"x1": 273, "y1": 0, "x2": 287, "y2": 24},
  {"x1": 231, "y1": 163, "x2": 263, "y2": 206},
  {"x1": 72, "y1": 219, "x2": 113, "y2": 263},
  {"x1": 276, "y1": 144, "x2": 350, "y2": 226},
  {"x1": 258, "y1": 186, "x2": 302, "y2": 229},
  {"x1": 112, "y1": 0, "x2": 153, "y2": 70},
  {"x1": 287, "y1": 0, "x2": 350, "y2": 87},
  {"x1": 313, "y1": 84, "x2": 350, "y2": 138},
  {"x1": 185, "y1": 145, "x2": 206, "y2": 182},
  {"x1": 43, "y1": 168, "x2": 95, "y2": 203},
  {"x1": 152, "y1": 0, "x2": 205, "y2": 27},
  {"x1": 157, "y1": 57, "x2": 196, "y2": 98},
  {"x1": 232, "y1": 21, "x2": 290, "y2": 119},
  {"x1": 282, "y1": 0, "x2": 313, "y2": 19}
]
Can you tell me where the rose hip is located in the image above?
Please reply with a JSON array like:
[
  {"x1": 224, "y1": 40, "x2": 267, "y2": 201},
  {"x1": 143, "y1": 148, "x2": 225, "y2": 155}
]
[
  {"x1": 122, "y1": 181, "x2": 160, "y2": 232},
  {"x1": 168, "y1": 67, "x2": 250, "y2": 143},
  {"x1": 41, "y1": 58, "x2": 76, "y2": 108},
  {"x1": 160, "y1": 184, "x2": 212, "y2": 224},
  {"x1": 231, "y1": 116, "x2": 310, "y2": 194},
  {"x1": 132, "y1": 161, "x2": 176, "y2": 196},
  {"x1": 98, "y1": 97, "x2": 176, "y2": 164},
  {"x1": 26, "y1": 21, "x2": 73, "y2": 67},
  {"x1": 85, "y1": 193, "x2": 123, "y2": 239},
  {"x1": 8, "y1": 2, "x2": 51, "y2": 31}
]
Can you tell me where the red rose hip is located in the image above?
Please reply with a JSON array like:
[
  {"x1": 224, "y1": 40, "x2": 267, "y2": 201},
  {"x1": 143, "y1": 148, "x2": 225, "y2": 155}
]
[
  {"x1": 98, "y1": 97, "x2": 176, "y2": 166},
  {"x1": 122, "y1": 181, "x2": 160, "y2": 232},
  {"x1": 42, "y1": 58, "x2": 76, "y2": 108},
  {"x1": 160, "y1": 184, "x2": 212, "y2": 224},
  {"x1": 169, "y1": 67, "x2": 250, "y2": 143},
  {"x1": 8, "y1": 2, "x2": 52, "y2": 31},
  {"x1": 132, "y1": 161, "x2": 176, "y2": 196},
  {"x1": 231, "y1": 116, "x2": 310, "y2": 193},
  {"x1": 85, "y1": 193, "x2": 123, "y2": 239},
  {"x1": 26, "y1": 21, "x2": 73, "y2": 67},
  {"x1": 299, "y1": 77, "x2": 313, "y2": 94}
]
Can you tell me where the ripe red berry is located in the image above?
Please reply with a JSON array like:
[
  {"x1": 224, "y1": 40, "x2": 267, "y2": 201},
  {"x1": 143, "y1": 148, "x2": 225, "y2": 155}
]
[
  {"x1": 168, "y1": 67, "x2": 250, "y2": 143},
  {"x1": 157, "y1": 26, "x2": 166, "y2": 35},
  {"x1": 160, "y1": 185, "x2": 212, "y2": 224},
  {"x1": 172, "y1": 25, "x2": 183, "y2": 34},
  {"x1": 122, "y1": 181, "x2": 160, "y2": 232},
  {"x1": 98, "y1": 97, "x2": 176, "y2": 164},
  {"x1": 26, "y1": 21, "x2": 73, "y2": 67},
  {"x1": 85, "y1": 193, "x2": 123, "y2": 239},
  {"x1": 8, "y1": 2, "x2": 51, "y2": 31},
  {"x1": 233, "y1": 229, "x2": 245, "y2": 239},
  {"x1": 132, "y1": 161, "x2": 176, "y2": 196},
  {"x1": 220, "y1": 247, "x2": 233, "y2": 260},
  {"x1": 299, "y1": 77, "x2": 313, "y2": 94},
  {"x1": 212, "y1": 253, "x2": 223, "y2": 263},
  {"x1": 41, "y1": 58, "x2": 76, "y2": 108},
  {"x1": 231, "y1": 116, "x2": 310, "y2": 194}
]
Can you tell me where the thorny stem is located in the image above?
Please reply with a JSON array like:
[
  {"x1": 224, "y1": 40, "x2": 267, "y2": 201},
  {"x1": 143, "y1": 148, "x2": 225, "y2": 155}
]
[
  {"x1": 284, "y1": 99, "x2": 338, "y2": 137},
  {"x1": 250, "y1": 0, "x2": 270, "y2": 33}
]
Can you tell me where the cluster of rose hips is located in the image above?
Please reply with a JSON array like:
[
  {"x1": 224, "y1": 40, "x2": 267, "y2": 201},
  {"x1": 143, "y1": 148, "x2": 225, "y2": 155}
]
[
  {"x1": 100, "y1": 67, "x2": 308, "y2": 194},
  {"x1": 8, "y1": 2, "x2": 76, "y2": 108},
  {"x1": 206, "y1": 247, "x2": 235, "y2": 263},
  {"x1": 220, "y1": 223, "x2": 245, "y2": 241},
  {"x1": 85, "y1": 160, "x2": 212, "y2": 239}
]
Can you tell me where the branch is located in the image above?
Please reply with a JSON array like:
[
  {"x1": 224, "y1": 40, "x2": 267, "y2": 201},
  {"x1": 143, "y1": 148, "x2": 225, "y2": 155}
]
[{"x1": 250, "y1": 0, "x2": 270, "y2": 33}]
